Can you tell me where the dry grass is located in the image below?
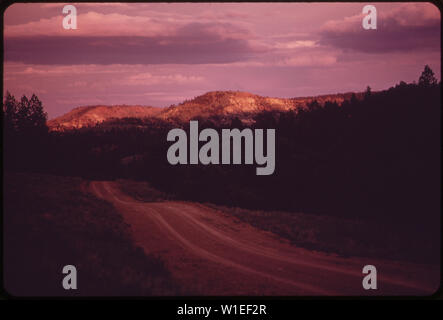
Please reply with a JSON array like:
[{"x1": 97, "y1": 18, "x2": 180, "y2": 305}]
[
  {"x1": 116, "y1": 179, "x2": 172, "y2": 202},
  {"x1": 206, "y1": 204, "x2": 437, "y2": 264},
  {"x1": 4, "y1": 172, "x2": 180, "y2": 296}
]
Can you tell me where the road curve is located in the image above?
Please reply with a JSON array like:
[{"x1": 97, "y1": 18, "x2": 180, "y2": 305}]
[{"x1": 90, "y1": 181, "x2": 439, "y2": 296}]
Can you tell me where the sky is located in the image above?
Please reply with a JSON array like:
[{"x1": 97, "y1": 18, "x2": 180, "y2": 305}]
[{"x1": 3, "y1": 2, "x2": 441, "y2": 119}]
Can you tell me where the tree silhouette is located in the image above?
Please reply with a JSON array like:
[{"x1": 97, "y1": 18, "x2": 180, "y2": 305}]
[
  {"x1": 4, "y1": 93, "x2": 48, "y2": 133},
  {"x1": 3, "y1": 92, "x2": 49, "y2": 170},
  {"x1": 16, "y1": 95, "x2": 30, "y2": 131},
  {"x1": 364, "y1": 86, "x2": 372, "y2": 99},
  {"x1": 29, "y1": 94, "x2": 48, "y2": 130},
  {"x1": 419, "y1": 65, "x2": 437, "y2": 87},
  {"x1": 3, "y1": 91, "x2": 18, "y2": 132}
]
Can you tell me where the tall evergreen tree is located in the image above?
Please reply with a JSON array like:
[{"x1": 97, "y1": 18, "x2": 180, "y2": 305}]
[
  {"x1": 16, "y1": 95, "x2": 30, "y2": 131},
  {"x1": 3, "y1": 91, "x2": 18, "y2": 132},
  {"x1": 29, "y1": 94, "x2": 48, "y2": 129},
  {"x1": 419, "y1": 65, "x2": 437, "y2": 87}
]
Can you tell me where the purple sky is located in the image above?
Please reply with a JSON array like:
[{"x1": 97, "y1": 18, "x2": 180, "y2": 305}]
[{"x1": 3, "y1": 2, "x2": 441, "y2": 119}]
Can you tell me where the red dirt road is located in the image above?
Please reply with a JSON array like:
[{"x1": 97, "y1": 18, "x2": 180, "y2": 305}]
[{"x1": 90, "y1": 181, "x2": 439, "y2": 296}]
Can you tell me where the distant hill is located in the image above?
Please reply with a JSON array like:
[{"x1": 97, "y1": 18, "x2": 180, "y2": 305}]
[
  {"x1": 159, "y1": 91, "x2": 364, "y2": 123},
  {"x1": 48, "y1": 105, "x2": 162, "y2": 130},
  {"x1": 48, "y1": 91, "x2": 364, "y2": 130}
]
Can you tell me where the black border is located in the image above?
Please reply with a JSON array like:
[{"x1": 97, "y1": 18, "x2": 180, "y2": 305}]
[{"x1": 1, "y1": 0, "x2": 442, "y2": 304}]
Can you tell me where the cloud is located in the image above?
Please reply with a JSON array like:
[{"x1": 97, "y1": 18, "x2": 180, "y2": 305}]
[
  {"x1": 4, "y1": 62, "x2": 206, "y2": 93},
  {"x1": 5, "y1": 33, "x2": 260, "y2": 65},
  {"x1": 8, "y1": 63, "x2": 122, "y2": 75},
  {"x1": 319, "y1": 3, "x2": 440, "y2": 53},
  {"x1": 274, "y1": 40, "x2": 318, "y2": 49},
  {"x1": 278, "y1": 54, "x2": 337, "y2": 67},
  {"x1": 4, "y1": 9, "x2": 262, "y2": 66},
  {"x1": 4, "y1": 3, "x2": 441, "y2": 120},
  {"x1": 40, "y1": 3, "x2": 131, "y2": 9},
  {"x1": 4, "y1": 11, "x2": 178, "y2": 37},
  {"x1": 126, "y1": 72, "x2": 204, "y2": 85},
  {"x1": 4, "y1": 10, "x2": 254, "y2": 39}
]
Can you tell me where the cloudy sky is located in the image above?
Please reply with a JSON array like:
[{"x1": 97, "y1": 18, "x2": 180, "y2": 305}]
[{"x1": 3, "y1": 2, "x2": 441, "y2": 119}]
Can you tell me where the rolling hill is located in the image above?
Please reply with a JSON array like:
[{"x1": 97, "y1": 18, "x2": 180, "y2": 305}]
[
  {"x1": 159, "y1": 91, "x2": 363, "y2": 123},
  {"x1": 48, "y1": 91, "x2": 364, "y2": 130},
  {"x1": 47, "y1": 105, "x2": 162, "y2": 130}
]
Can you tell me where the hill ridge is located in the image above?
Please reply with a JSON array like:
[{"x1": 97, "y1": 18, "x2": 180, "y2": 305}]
[{"x1": 48, "y1": 90, "x2": 364, "y2": 130}]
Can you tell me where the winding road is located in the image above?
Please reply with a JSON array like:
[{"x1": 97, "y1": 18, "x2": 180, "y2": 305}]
[{"x1": 90, "y1": 181, "x2": 439, "y2": 296}]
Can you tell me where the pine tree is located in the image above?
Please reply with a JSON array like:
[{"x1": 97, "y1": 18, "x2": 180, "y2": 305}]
[
  {"x1": 364, "y1": 86, "x2": 372, "y2": 99},
  {"x1": 3, "y1": 91, "x2": 18, "y2": 132},
  {"x1": 29, "y1": 94, "x2": 48, "y2": 129},
  {"x1": 419, "y1": 65, "x2": 437, "y2": 87},
  {"x1": 16, "y1": 95, "x2": 30, "y2": 131}
]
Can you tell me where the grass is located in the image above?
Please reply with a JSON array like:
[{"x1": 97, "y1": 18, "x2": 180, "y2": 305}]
[
  {"x1": 206, "y1": 204, "x2": 439, "y2": 264},
  {"x1": 4, "y1": 172, "x2": 180, "y2": 296},
  {"x1": 111, "y1": 178, "x2": 437, "y2": 265},
  {"x1": 115, "y1": 179, "x2": 172, "y2": 202}
]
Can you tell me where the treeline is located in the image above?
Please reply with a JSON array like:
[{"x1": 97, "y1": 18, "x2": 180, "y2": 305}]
[
  {"x1": 3, "y1": 93, "x2": 49, "y2": 171},
  {"x1": 149, "y1": 67, "x2": 440, "y2": 221},
  {"x1": 150, "y1": 82, "x2": 440, "y2": 221},
  {"x1": 3, "y1": 66, "x2": 440, "y2": 227}
]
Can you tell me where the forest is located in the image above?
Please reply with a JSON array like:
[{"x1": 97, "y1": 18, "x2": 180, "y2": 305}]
[{"x1": 3, "y1": 66, "x2": 441, "y2": 263}]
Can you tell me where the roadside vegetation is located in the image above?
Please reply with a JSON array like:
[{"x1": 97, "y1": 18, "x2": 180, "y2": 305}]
[
  {"x1": 4, "y1": 172, "x2": 179, "y2": 296},
  {"x1": 207, "y1": 204, "x2": 436, "y2": 264},
  {"x1": 115, "y1": 179, "x2": 171, "y2": 202}
]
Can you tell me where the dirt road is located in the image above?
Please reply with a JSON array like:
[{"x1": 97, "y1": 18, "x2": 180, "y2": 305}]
[{"x1": 90, "y1": 181, "x2": 439, "y2": 296}]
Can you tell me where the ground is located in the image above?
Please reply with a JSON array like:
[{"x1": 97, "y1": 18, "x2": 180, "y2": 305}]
[{"x1": 4, "y1": 172, "x2": 440, "y2": 296}]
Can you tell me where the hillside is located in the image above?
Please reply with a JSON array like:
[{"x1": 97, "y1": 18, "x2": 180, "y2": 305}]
[
  {"x1": 159, "y1": 91, "x2": 364, "y2": 122},
  {"x1": 47, "y1": 105, "x2": 162, "y2": 130},
  {"x1": 48, "y1": 91, "x2": 364, "y2": 130},
  {"x1": 158, "y1": 91, "x2": 294, "y2": 122}
]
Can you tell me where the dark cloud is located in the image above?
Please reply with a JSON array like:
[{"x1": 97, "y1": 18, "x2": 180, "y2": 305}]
[
  {"x1": 5, "y1": 25, "x2": 259, "y2": 65},
  {"x1": 319, "y1": 18, "x2": 440, "y2": 53}
]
